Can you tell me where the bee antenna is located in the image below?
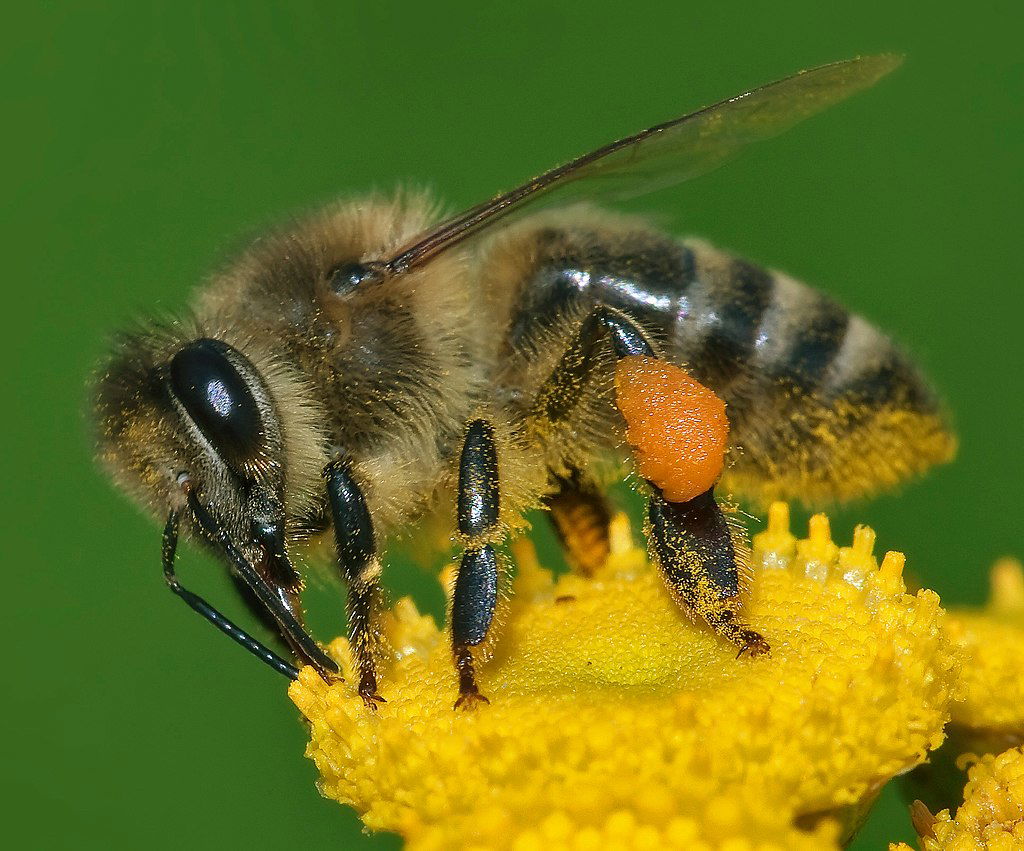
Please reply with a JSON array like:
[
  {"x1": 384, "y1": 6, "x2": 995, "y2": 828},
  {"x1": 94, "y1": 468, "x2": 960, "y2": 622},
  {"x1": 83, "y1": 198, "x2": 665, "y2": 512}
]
[
  {"x1": 183, "y1": 492, "x2": 341, "y2": 680},
  {"x1": 161, "y1": 508, "x2": 300, "y2": 680}
]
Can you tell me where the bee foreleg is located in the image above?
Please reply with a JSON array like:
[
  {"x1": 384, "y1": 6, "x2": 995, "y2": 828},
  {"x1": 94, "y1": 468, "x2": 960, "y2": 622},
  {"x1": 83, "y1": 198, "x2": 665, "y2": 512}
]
[
  {"x1": 325, "y1": 461, "x2": 386, "y2": 709},
  {"x1": 647, "y1": 488, "x2": 769, "y2": 656},
  {"x1": 161, "y1": 510, "x2": 300, "y2": 680},
  {"x1": 451, "y1": 418, "x2": 502, "y2": 710}
]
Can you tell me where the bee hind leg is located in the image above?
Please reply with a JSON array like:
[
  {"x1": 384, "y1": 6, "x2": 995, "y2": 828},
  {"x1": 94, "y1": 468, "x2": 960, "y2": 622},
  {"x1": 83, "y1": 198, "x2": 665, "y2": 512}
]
[
  {"x1": 530, "y1": 304, "x2": 768, "y2": 654},
  {"x1": 647, "y1": 487, "x2": 769, "y2": 656},
  {"x1": 529, "y1": 305, "x2": 654, "y2": 579},
  {"x1": 325, "y1": 461, "x2": 386, "y2": 709}
]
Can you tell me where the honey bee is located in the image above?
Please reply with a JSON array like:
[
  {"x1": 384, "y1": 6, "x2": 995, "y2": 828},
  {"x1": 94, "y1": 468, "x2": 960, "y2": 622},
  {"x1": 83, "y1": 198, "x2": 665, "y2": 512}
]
[{"x1": 93, "y1": 55, "x2": 955, "y2": 709}]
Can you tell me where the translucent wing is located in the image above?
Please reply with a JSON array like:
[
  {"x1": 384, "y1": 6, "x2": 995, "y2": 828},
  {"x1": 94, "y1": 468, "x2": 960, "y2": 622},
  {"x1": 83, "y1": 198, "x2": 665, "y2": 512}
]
[{"x1": 378, "y1": 55, "x2": 901, "y2": 278}]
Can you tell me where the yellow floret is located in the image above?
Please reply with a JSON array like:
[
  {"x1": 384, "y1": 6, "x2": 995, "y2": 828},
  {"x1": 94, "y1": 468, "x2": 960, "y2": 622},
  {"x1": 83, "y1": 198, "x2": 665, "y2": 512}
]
[
  {"x1": 891, "y1": 746, "x2": 1024, "y2": 850},
  {"x1": 290, "y1": 505, "x2": 958, "y2": 850},
  {"x1": 946, "y1": 559, "x2": 1024, "y2": 736}
]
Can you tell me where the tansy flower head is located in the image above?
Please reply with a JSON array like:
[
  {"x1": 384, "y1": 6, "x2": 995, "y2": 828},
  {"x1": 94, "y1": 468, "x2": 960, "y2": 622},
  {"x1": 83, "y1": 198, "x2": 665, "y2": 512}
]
[
  {"x1": 946, "y1": 558, "x2": 1024, "y2": 737},
  {"x1": 893, "y1": 558, "x2": 1024, "y2": 848},
  {"x1": 891, "y1": 746, "x2": 1024, "y2": 850},
  {"x1": 290, "y1": 505, "x2": 958, "y2": 850}
]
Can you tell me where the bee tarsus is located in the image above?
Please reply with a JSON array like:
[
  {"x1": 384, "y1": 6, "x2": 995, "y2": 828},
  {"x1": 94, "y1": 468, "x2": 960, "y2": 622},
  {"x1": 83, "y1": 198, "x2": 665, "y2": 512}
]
[
  {"x1": 359, "y1": 678, "x2": 387, "y2": 711},
  {"x1": 647, "y1": 488, "x2": 769, "y2": 656},
  {"x1": 453, "y1": 644, "x2": 491, "y2": 712}
]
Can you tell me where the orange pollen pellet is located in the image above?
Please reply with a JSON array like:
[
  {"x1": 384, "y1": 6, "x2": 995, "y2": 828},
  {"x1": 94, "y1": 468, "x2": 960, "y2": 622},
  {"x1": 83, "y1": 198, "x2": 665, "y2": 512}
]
[{"x1": 614, "y1": 355, "x2": 729, "y2": 503}]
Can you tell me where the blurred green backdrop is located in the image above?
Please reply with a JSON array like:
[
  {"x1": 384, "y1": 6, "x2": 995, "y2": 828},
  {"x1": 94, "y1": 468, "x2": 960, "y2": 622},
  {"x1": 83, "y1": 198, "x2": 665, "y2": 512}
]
[{"x1": 5, "y1": 2, "x2": 1021, "y2": 848}]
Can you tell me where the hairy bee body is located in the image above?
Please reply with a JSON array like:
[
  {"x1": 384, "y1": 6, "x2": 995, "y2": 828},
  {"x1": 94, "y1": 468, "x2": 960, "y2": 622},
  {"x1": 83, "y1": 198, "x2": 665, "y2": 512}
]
[
  {"x1": 99, "y1": 194, "x2": 952, "y2": 559},
  {"x1": 489, "y1": 209, "x2": 953, "y2": 506},
  {"x1": 94, "y1": 56, "x2": 954, "y2": 705}
]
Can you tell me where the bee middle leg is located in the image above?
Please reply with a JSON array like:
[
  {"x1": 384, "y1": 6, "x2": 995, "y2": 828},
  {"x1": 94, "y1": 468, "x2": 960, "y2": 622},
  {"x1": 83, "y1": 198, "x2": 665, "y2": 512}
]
[
  {"x1": 450, "y1": 418, "x2": 504, "y2": 710},
  {"x1": 531, "y1": 305, "x2": 768, "y2": 656}
]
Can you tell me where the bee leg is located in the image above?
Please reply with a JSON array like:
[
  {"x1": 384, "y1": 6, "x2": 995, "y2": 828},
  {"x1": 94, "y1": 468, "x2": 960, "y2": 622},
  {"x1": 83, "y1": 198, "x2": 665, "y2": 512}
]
[
  {"x1": 324, "y1": 461, "x2": 386, "y2": 709},
  {"x1": 543, "y1": 469, "x2": 612, "y2": 576},
  {"x1": 533, "y1": 305, "x2": 658, "y2": 422},
  {"x1": 161, "y1": 510, "x2": 300, "y2": 680},
  {"x1": 529, "y1": 305, "x2": 651, "y2": 576},
  {"x1": 531, "y1": 304, "x2": 767, "y2": 653},
  {"x1": 529, "y1": 304, "x2": 653, "y2": 573},
  {"x1": 647, "y1": 487, "x2": 769, "y2": 656},
  {"x1": 451, "y1": 419, "x2": 502, "y2": 710}
]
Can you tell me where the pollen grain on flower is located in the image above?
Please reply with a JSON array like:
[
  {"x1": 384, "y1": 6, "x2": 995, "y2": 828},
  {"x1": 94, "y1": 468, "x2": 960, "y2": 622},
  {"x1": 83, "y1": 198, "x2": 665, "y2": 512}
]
[{"x1": 290, "y1": 504, "x2": 959, "y2": 850}]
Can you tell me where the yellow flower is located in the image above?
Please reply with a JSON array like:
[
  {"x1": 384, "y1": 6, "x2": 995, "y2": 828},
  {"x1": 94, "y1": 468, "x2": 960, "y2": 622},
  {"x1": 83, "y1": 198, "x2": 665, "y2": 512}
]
[
  {"x1": 290, "y1": 505, "x2": 958, "y2": 850},
  {"x1": 891, "y1": 746, "x2": 1024, "y2": 850},
  {"x1": 946, "y1": 558, "x2": 1024, "y2": 737},
  {"x1": 889, "y1": 559, "x2": 1024, "y2": 850}
]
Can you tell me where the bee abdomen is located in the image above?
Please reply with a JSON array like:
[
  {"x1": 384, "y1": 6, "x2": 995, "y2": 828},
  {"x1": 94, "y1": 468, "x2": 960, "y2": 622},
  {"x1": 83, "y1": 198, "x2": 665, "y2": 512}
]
[
  {"x1": 500, "y1": 222, "x2": 954, "y2": 505},
  {"x1": 667, "y1": 240, "x2": 858, "y2": 400},
  {"x1": 507, "y1": 227, "x2": 905, "y2": 405},
  {"x1": 672, "y1": 240, "x2": 954, "y2": 503},
  {"x1": 676, "y1": 240, "x2": 939, "y2": 410}
]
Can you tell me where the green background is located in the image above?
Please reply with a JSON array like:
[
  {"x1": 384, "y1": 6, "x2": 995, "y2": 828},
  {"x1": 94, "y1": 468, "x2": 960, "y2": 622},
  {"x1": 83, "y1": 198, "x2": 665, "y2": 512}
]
[{"x1": 6, "y1": 2, "x2": 1021, "y2": 848}]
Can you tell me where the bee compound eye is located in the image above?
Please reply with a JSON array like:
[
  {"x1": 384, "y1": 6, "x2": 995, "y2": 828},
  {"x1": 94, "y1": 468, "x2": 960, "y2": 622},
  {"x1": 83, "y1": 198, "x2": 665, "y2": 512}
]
[
  {"x1": 169, "y1": 338, "x2": 264, "y2": 470},
  {"x1": 326, "y1": 261, "x2": 381, "y2": 295}
]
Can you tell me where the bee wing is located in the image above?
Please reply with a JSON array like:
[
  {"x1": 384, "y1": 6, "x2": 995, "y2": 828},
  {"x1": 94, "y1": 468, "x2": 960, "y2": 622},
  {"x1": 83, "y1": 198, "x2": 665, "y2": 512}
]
[{"x1": 380, "y1": 55, "x2": 901, "y2": 277}]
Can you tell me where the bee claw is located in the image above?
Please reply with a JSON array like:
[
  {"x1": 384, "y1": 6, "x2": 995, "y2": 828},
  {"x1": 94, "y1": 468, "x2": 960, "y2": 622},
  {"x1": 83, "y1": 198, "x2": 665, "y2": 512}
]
[
  {"x1": 357, "y1": 668, "x2": 386, "y2": 710},
  {"x1": 454, "y1": 690, "x2": 490, "y2": 711},
  {"x1": 360, "y1": 691, "x2": 387, "y2": 711},
  {"x1": 317, "y1": 667, "x2": 344, "y2": 685},
  {"x1": 735, "y1": 629, "x2": 771, "y2": 659}
]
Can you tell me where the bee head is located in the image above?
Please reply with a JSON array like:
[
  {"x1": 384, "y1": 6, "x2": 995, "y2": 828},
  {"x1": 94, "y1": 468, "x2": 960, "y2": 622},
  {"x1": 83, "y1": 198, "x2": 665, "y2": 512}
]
[{"x1": 93, "y1": 321, "x2": 327, "y2": 562}]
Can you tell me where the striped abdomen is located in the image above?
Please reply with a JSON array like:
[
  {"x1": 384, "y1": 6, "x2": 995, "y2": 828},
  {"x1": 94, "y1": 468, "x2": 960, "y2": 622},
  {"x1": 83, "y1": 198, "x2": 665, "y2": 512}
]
[{"x1": 502, "y1": 222, "x2": 955, "y2": 505}]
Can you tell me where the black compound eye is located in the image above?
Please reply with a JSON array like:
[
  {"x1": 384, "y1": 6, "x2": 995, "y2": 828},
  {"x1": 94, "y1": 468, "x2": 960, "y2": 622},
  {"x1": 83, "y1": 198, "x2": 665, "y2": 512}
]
[
  {"x1": 169, "y1": 338, "x2": 264, "y2": 470},
  {"x1": 327, "y1": 261, "x2": 379, "y2": 295}
]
